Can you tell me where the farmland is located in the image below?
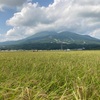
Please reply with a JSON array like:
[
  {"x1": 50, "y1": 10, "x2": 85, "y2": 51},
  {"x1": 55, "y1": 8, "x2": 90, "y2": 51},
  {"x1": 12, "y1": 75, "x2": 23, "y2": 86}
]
[{"x1": 0, "y1": 50, "x2": 100, "y2": 100}]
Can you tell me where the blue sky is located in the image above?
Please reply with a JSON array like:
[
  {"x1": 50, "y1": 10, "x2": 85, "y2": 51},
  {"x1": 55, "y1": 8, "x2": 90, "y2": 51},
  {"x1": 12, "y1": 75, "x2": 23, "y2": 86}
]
[
  {"x1": 0, "y1": 0, "x2": 100, "y2": 41},
  {"x1": 31, "y1": 0, "x2": 53, "y2": 6},
  {"x1": 0, "y1": 8, "x2": 15, "y2": 33}
]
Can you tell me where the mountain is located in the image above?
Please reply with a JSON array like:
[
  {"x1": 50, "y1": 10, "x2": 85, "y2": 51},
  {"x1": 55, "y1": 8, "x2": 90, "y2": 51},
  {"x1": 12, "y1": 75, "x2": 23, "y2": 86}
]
[
  {"x1": 18, "y1": 31, "x2": 100, "y2": 44},
  {"x1": 0, "y1": 31, "x2": 100, "y2": 50}
]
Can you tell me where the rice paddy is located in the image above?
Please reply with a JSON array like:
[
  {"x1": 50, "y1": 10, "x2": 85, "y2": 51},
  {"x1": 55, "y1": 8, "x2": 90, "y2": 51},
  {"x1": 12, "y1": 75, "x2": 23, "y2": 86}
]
[{"x1": 0, "y1": 50, "x2": 100, "y2": 100}]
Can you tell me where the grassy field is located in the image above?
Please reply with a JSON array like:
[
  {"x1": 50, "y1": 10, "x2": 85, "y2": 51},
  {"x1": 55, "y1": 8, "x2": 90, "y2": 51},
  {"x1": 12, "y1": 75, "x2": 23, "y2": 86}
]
[{"x1": 0, "y1": 50, "x2": 100, "y2": 100}]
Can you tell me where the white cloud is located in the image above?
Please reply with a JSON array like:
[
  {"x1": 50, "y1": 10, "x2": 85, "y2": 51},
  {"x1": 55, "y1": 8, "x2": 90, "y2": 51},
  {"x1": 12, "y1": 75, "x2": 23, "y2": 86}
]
[
  {"x1": 89, "y1": 29, "x2": 100, "y2": 39},
  {"x1": 0, "y1": 5, "x2": 3, "y2": 11},
  {"x1": 1, "y1": 0, "x2": 100, "y2": 41},
  {"x1": 7, "y1": 3, "x2": 54, "y2": 27}
]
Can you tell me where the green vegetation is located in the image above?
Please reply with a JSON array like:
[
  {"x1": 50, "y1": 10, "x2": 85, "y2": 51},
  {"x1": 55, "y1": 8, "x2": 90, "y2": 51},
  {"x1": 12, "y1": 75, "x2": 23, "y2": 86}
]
[{"x1": 0, "y1": 51, "x2": 100, "y2": 100}]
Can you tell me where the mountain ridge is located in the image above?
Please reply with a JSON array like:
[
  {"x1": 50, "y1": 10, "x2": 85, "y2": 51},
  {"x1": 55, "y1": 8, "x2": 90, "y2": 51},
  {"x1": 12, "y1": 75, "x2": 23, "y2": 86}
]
[
  {"x1": 0, "y1": 31, "x2": 100, "y2": 50},
  {"x1": 19, "y1": 31, "x2": 100, "y2": 44}
]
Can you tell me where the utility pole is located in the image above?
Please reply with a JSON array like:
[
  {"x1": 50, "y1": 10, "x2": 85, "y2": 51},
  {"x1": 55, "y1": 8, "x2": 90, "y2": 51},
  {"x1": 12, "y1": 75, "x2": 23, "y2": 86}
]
[{"x1": 61, "y1": 42, "x2": 63, "y2": 50}]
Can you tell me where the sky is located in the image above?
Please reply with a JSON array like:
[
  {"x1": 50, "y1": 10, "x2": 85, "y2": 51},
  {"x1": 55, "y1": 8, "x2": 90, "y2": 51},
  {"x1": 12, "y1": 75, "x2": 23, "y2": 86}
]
[{"x1": 0, "y1": 0, "x2": 100, "y2": 42}]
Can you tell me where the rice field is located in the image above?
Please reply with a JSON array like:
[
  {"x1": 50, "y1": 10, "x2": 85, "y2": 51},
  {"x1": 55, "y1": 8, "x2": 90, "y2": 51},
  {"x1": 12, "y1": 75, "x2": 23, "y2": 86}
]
[{"x1": 0, "y1": 50, "x2": 100, "y2": 100}]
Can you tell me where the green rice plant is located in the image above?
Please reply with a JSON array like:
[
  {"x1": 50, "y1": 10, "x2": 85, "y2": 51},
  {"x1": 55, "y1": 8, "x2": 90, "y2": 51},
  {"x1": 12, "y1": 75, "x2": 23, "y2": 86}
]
[{"x1": 0, "y1": 50, "x2": 100, "y2": 100}]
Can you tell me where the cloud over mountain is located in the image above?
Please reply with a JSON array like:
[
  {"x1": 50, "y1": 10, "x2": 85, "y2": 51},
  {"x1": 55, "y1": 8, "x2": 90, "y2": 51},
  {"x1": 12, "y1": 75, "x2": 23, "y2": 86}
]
[{"x1": 1, "y1": 0, "x2": 100, "y2": 41}]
